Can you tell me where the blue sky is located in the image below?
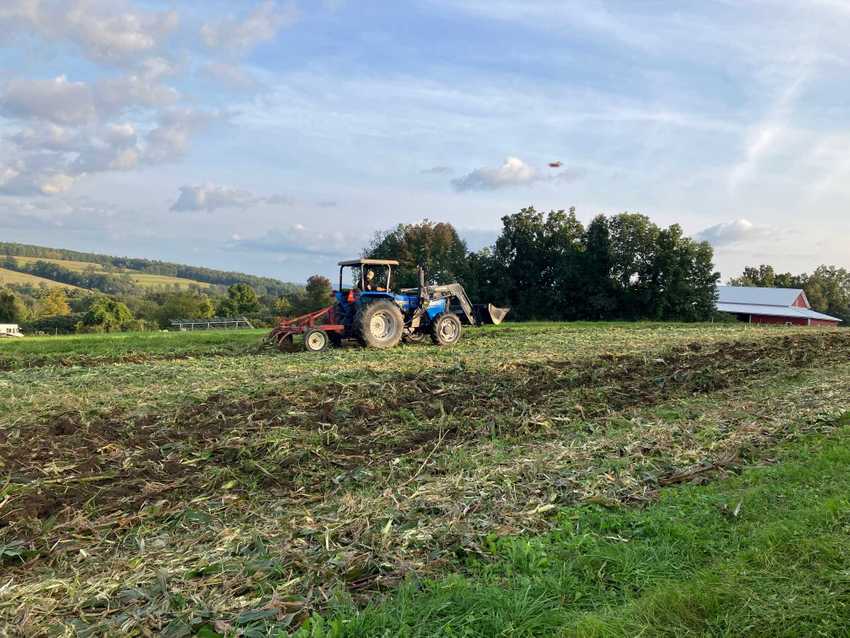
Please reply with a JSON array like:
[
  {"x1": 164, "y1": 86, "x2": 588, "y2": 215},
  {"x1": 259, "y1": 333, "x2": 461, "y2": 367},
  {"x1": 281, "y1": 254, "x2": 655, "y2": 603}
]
[{"x1": 2, "y1": 0, "x2": 849, "y2": 283}]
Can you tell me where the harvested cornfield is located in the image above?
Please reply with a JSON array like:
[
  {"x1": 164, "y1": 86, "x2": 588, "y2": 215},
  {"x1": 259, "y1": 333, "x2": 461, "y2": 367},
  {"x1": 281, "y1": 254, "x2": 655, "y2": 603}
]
[{"x1": 2, "y1": 323, "x2": 849, "y2": 636}]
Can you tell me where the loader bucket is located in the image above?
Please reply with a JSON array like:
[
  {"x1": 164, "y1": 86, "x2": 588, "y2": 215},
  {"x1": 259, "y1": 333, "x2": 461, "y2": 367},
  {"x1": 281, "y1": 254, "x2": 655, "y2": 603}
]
[{"x1": 474, "y1": 304, "x2": 510, "y2": 325}]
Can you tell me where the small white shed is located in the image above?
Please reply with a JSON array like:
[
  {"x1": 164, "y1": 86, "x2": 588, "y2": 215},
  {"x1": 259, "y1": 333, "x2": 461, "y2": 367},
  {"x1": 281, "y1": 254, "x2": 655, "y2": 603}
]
[{"x1": 0, "y1": 324, "x2": 23, "y2": 338}]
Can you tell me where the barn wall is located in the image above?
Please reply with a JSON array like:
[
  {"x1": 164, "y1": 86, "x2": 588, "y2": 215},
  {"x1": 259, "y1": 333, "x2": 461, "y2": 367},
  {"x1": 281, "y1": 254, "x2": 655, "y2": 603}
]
[
  {"x1": 749, "y1": 314, "x2": 808, "y2": 325},
  {"x1": 810, "y1": 318, "x2": 840, "y2": 327},
  {"x1": 792, "y1": 293, "x2": 808, "y2": 308}
]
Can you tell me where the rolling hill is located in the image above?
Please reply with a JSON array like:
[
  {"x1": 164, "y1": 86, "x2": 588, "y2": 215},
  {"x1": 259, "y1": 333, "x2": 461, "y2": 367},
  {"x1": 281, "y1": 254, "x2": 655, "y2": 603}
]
[
  {"x1": 0, "y1": 242, "x2": 298, "y2": 297},
  {"x1": 8, "y1": 256, "x2": 214, "y2": 290},
  {"x1": 0, "y1": 267, "x2": 86, "y2": 290}
]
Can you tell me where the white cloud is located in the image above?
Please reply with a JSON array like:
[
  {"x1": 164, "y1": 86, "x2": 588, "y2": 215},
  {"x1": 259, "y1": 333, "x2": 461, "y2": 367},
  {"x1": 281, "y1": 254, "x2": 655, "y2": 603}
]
[
  {"x1": 143, "y1": 108, "x2": 213, "y2": 164},
  {"x1": 0, "y1": 154, "x2": 76, "y2": 196},
  {"x1": 201, "y1": 1, "x2": 299, "y2": 53},
  {"x1": 1, "y1": 76, "x2": 96, "y2": 125},
  {"x1": 1, "y1": 105, "x2": 213, "y2": 196},
  {"x1": 72, "y1": 123, "x2": 140, "y2": 172},
  {"x1": 9, "y1": 123, "x2": 79, "y2": 151},
  {"x1": 696, "y1": 219, "x2": 777, "y2": 247},
  {"x1": 0, "y1": 73, "x2": 181, "y2": 126},
  {"x1": 171, "y1": 184, "x2": 259, "y2": 212},
  {"x1": 229, "y1": 224, "x2": 361, "y2": 257},
  {"x1": 452, "y1": 157, "x2": 537, "y2": 191},
  {"x1": 451, "y1": 157, "x2": 582, "y2": 192},
  {"x1": 0, "y1": 0, "x2": 178, "y2": 65},
  {"x1": 94, "y1": 73, "x2": 180, "y2": 112},
  {"x1": 170, "y1": 183, "x2": 294, "y2": 212}
]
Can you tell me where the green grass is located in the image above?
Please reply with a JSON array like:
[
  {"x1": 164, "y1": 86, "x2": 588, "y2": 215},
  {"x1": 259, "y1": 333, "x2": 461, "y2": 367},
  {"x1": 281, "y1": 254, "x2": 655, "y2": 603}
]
[
  {"x1": 0, "y1": 266, "x2": 84, "y2": 290},
  {"x1": 298, "y1": 416, "x2": 850, "y2": 638},
  {"x1": 0, "y1": 328, "x2": 267, "y2": 369},
  {"x1": 123, "y1": 272, "x2": 215, "y2": 289},
  {"x1": 12, "y1": 255, "x2": 107, "y2": 272}
]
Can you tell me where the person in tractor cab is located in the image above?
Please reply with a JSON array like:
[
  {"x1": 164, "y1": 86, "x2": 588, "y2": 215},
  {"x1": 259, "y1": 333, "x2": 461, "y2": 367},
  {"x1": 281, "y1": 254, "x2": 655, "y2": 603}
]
[{"x1": 364, "y1": 269, "x2": 387, "y2": 292}]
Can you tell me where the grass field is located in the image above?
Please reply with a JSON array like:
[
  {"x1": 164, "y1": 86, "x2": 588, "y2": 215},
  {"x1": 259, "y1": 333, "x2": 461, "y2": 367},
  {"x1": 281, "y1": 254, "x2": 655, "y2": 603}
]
[
  {"x1": 10, "y1": 256, "x2": 108, "y2": 273},
  {"x1": 1, "y1": 322, "x2": 849, "y2": 636},
  {"x1": 8, "y1": 256, "x2": 214, "y2": 289},
  {"x1": 0, "y1": 267, "x2": 84, "y2": 290}
]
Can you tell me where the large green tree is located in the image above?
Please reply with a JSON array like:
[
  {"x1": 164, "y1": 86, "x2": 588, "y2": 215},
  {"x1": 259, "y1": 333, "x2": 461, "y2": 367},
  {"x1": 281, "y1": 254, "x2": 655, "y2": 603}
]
[
  {"x1": 155, "y1": 292, "x2": 215, "y2": 328},
  {"x1": 35, "y1": 287, "x2": 71, "y2": 318},
  {"x1": 367, "y1": 220, "x2": 470, "y2": 288},
  {"x1": 729, "y1": 265, "x2": 803, "y2": 289},
  {"x1": 218, "y1": 283, "x2": 260, "y2": 316},
  {"x1": 804, "y1": 266, "x2": 849, "y2": 319},
  {"x1": 363, "y1": 208, "x2": 722, "y2": 323},
  {"x1": 79, "y1": 297, "x2": 133, "y2": 332},
  {"x1": 648, "y1": 224, "x2": 719, "y2": 321},
  {"x1": 490, "y1": 207, "x2": 585, "y2": 320},
  {"x1": 0, "y1": 288, "x2": 28, "y2": 323},
  {"x1": 581, "y1": 215, "x2": 618, "y2": 318},
  {"x1": 304, "y1": 275, "x2": 333, "y2": 310}
]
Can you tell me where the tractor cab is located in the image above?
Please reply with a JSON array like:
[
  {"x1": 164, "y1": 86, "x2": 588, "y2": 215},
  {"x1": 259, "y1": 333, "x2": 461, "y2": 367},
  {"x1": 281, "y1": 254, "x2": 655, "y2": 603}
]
[
  {"x1": 337, "y1": 258, "x2": 398, "y2": 296},
  {"x1": 334, "y1": 259, "x2": 415, "y2": 342}
]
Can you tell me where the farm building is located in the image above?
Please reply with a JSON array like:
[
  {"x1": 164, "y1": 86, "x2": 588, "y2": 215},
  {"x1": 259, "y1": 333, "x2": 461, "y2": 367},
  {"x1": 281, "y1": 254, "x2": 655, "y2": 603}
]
[
  {"x1": 717, "y1": 286, "x2": 841, "y2": 326},
  {"x1": 0, "y1": 323, "x2": 23, "y2": 338}
]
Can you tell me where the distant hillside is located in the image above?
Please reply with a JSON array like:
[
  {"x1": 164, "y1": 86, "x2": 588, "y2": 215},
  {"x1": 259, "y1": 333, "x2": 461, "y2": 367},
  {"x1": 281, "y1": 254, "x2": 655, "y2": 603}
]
[
  {"x1": 0, "y1": 267, "x2": 86, "y2": 290},
  {"x1": 0, "y1": 242, "x2": 299, "y2": 297}
]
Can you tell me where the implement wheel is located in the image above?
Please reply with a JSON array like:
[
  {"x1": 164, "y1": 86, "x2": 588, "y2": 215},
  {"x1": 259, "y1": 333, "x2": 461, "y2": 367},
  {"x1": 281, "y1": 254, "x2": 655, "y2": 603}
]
[
  {"x1": 304, "y1": 329, "x2": 330, "y2": 352},
  {"x1": 431, "y1": 313, "x2": 462, "y2": 346},
  {"x1": 403, "y1": 331, "x2": 428, "y2": 344},
  {"x1": 355, "y1": 300, "x2": 404, "y2": 349}
]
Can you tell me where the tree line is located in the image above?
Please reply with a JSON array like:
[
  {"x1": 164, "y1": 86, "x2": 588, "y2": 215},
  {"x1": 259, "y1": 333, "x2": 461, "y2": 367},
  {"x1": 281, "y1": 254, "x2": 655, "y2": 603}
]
[
  {"x1": 368, "y1": 208, "x2": 720, "y2": 321},
  {"x1": 5, "y1": 207, "x2": 846, "y2": 333},
  {"x1": 0, "y1": 278, "x2": 334, "y2": 334}
]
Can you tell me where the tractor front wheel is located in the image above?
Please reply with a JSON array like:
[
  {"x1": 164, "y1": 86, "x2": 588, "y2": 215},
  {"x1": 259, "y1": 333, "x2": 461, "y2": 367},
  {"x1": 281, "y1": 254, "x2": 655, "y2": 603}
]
[
  {"x1": 431, "y1": 313, "x2": 462, "y2": 346},
  {"x1": 355, "y1": 300, "x2": 404, "y2": 349},
  {"x1": 304, "y1": 329, "x2": 330, "y2": 352}
]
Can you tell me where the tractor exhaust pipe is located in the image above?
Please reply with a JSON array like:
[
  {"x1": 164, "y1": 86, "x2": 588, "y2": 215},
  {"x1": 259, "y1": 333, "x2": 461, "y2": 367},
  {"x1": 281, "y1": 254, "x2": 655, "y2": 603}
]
[{"x1": 474, "y1": 303, "x2": 510, "y2": 325}]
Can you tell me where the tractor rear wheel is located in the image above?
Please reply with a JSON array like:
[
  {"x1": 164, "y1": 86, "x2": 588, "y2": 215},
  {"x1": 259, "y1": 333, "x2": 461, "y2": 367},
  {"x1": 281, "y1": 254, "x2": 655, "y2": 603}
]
[
  {"x1": 304, "y1": 329, "x2": 329, "y2": 352},
  {"x1": 355, "y1": 300, "x2": 404, "y2": 349},
  {"x1": 430, "y1": 313, "x2": 462, "y2": 346}
]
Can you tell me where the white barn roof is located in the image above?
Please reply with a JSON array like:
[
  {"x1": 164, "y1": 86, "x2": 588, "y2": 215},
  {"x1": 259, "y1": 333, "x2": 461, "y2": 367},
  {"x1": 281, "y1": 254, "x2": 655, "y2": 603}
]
[
  {"x1": 716, "y1": 303, "x2": 840, "y2": 322},
  {"x1": 717, "y1": 286, "x2": 803, "y2": 307}
]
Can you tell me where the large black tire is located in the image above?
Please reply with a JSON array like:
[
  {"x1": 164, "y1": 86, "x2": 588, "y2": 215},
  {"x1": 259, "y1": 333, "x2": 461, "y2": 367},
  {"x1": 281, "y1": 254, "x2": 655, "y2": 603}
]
[
  {"x1": 355, "y1": 300, "x2": 404, "y2": 349},
  {"x1": 430, "y1": 313, "x2": 462, "y2": 346}
]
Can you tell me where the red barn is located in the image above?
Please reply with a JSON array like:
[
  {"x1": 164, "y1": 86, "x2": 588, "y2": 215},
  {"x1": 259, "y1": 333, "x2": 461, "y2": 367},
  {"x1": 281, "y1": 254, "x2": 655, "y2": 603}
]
[{"x1": 717, "y1": 286, "x2": 841, "y2": 326}]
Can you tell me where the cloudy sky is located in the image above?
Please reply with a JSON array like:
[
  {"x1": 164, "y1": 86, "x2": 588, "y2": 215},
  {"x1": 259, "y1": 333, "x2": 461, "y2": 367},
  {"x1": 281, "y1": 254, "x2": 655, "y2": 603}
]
[{"x1": 1, "y1": 0, "x2": 849, "y2": 283}]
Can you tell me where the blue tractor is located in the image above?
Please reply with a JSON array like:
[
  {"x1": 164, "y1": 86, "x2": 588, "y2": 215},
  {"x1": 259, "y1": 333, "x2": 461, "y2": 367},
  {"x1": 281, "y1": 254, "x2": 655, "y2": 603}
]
[{"x1": 267, "y1": 258, "x2": 508, "y2": 352}]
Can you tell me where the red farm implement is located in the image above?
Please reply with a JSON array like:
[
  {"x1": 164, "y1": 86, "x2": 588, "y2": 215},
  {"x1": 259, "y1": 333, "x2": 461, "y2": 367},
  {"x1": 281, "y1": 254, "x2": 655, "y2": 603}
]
[{"x1": 265, "y1": 305, "x2": 343, "y2": 352}]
